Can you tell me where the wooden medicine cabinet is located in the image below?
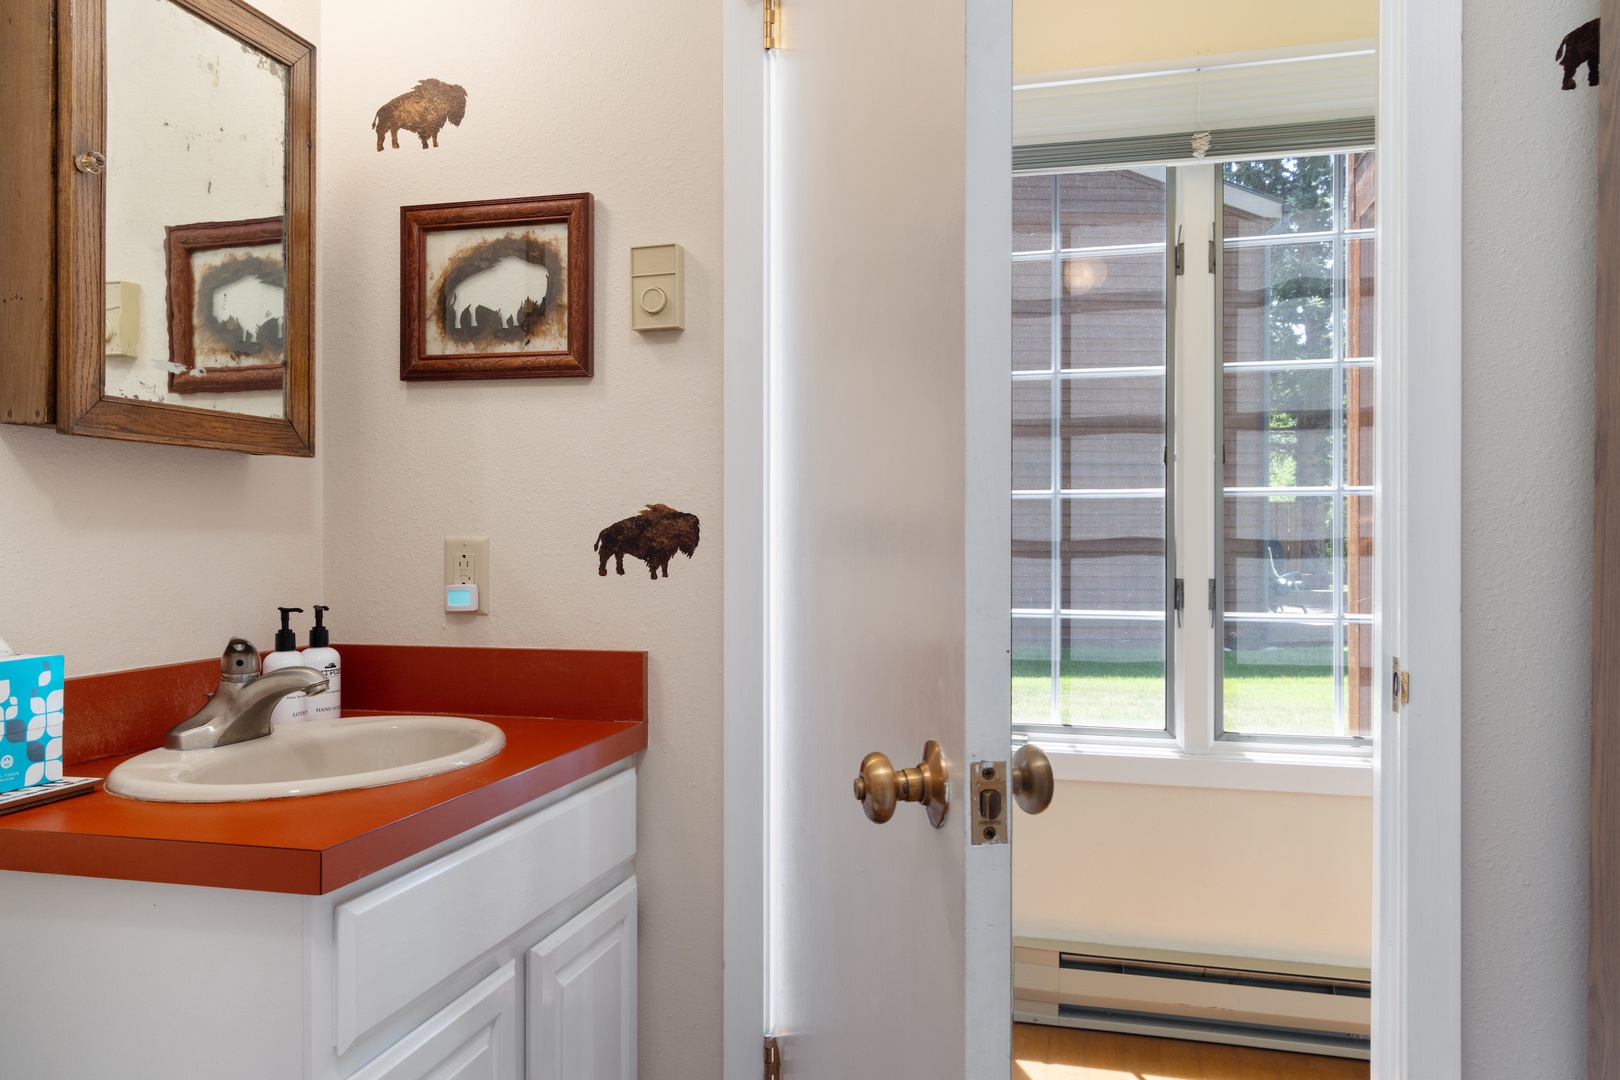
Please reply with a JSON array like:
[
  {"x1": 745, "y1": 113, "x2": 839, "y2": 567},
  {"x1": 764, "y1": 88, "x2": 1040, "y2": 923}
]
[{"x1": 0, "y1": 0, "x2": 315, "y2": 456}]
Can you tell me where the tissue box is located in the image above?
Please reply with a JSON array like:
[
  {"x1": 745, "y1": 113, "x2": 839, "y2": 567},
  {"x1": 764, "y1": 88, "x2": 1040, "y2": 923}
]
[{"x1": 0, "y1": 654, "x2": 64, "y2": 792}]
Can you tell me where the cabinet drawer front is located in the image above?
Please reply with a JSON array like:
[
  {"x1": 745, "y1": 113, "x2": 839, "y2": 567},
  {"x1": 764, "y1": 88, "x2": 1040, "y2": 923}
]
[
  {"x1": 349, "y1": 961, "x2": 519, "y2": 1080},
  {"x1": 527, "y1": 877, "x2": 638, "y2": 1080},
  {"x1": 336, "y1": 770, "x2": 636, "y2": 1052}
]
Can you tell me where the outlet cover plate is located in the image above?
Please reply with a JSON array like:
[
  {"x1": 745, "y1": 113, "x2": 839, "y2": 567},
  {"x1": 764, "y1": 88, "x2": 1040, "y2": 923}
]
[{"x1": 444, "y1": 537, "x2": 489, "y2": 614}]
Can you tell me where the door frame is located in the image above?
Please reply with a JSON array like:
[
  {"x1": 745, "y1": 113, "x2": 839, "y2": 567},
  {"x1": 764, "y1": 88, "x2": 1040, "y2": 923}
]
[
  {"x1": 720, "y1": 4, "x2": 768, "y2": 1078},
  {"x1": 720, "y1": 0, "x2": 1464, "y2": 1076}
]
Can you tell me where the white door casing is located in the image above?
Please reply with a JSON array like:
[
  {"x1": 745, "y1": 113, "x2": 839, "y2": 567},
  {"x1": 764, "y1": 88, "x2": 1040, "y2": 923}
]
[
  {"x1": 1374, "y1": 1, "x2": 1463, "y2": 1077},
  {"x1": 724, "y1": 1, "x2": 1464, "y2": 1077}
]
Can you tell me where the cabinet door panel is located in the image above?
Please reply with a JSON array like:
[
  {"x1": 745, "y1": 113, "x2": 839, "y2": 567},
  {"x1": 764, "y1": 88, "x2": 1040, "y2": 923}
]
[
  {"x1": 350, "y1": 961, "x2": 518, "y2": 1080},
  {"x1": 336, "y1": 770, "x2": 637, "y2": 1051},
  {"x1": 526, "y1": 877, "x2": 637, "y2": 1080}
]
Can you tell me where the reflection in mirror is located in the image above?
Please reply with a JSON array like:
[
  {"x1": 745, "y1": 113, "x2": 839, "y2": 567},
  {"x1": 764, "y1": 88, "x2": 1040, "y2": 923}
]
[{"x1": 103, "y1": 0, "x2": 289, "y2": 418}]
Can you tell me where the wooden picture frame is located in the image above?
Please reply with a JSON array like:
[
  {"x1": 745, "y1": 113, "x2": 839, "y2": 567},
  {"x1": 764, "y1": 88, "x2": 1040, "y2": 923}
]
[
  {"x1": 165, "y1": 216, "x2": 286, "y2": 395},
  {"x1": 399, "y1": 194, "x2": 593, "y2": 381}
]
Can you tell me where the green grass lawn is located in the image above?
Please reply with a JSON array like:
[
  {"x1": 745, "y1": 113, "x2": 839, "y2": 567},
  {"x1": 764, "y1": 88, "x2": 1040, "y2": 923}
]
[{"x1": 1013, "y1": 654, "x2": 1336, "y2": 736}]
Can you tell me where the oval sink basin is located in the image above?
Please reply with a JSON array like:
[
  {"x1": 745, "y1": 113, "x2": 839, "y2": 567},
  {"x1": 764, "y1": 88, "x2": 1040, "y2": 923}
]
[{"x1": 105, "y1": 715, "x2": 506, "y2": 803}]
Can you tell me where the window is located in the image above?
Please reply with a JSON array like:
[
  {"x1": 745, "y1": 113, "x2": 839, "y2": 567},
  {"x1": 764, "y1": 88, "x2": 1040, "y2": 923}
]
[
  {"x1": 1012, "y1": 168, "x2": 1172, "y2": 734},
  {"x1": 1011, "y1": 153, "x2": 1375, "y2": 751}
]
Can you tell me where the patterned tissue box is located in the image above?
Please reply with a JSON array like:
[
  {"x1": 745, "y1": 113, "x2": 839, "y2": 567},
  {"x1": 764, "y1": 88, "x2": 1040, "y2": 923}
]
[{"x1": 0, "y1": 655, "x2": 64, "y2": 793}]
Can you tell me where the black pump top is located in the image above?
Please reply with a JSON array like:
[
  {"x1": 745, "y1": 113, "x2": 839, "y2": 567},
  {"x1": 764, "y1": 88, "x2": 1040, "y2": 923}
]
[
  {"x1": 275, "y1": 607, "x2": 304, "y2": 652},
  {"x1": 310, "y1": 605, "x2": 331, "y2": 648}
]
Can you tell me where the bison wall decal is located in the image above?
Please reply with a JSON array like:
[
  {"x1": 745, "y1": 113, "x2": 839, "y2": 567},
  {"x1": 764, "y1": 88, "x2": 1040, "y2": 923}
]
[
  {"x1": 1558, "y1": 19, "x2": 1600, "y2": 90},
  {"x1": 595, "y1": 504, "x2": 701, "y2": 580},
  {"x1": 373, "y1": 78, "x2": 468, "y2": 151}
]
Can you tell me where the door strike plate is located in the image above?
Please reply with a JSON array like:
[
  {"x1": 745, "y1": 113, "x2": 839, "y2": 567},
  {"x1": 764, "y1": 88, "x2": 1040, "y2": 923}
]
[{"x1": 971, "y1": 761, "x2": 1008, "y2": 846}]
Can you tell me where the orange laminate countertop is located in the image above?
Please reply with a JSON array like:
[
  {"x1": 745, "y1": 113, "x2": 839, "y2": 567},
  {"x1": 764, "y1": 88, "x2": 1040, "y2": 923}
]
[{"x1": 0, "y1": 645, "x2": 648, "y2": 895}]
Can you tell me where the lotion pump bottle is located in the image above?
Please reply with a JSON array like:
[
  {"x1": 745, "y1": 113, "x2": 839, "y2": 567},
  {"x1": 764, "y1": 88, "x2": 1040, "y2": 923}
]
[
  {"x1": 302, "y1": 606, "x2": 342, "y2": 721},
  {"x1": 265, "y1": 607, "x2": 310, "y2": 727}
]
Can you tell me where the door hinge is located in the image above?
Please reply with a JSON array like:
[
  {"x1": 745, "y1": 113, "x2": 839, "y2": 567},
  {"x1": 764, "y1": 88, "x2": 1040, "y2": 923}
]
[
  {"x1": 764, "y1": 1035, "x2": 781, "y2": 1080},
  {"x1": 1173, "y1": 578, "x2": 1185, "y2": 628},
  {"x1": 764, "y1": 0, "x2": 782, "y2": 50},
  {"x1": 1392, "y1": 658, "x2": 1410, "y2": 712}
]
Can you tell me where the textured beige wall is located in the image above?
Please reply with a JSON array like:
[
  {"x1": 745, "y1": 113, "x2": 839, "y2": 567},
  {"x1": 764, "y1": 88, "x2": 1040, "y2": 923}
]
[
  {"x1": 315, "y1": 3, "x2": 722, "y2": 1077},
  {"x1": 0, "y1": 0, "x2": 322, "y2": 672},
  {"x1": 1014, "y1": 0, "x2": 1377, "y2": 75},
  {"x1": 1015, "y1": 782, "x2": 1373, "y2": 966},
  {"x1": 1461, "y1": 0, "x2": 1596, "y2": 1074}
]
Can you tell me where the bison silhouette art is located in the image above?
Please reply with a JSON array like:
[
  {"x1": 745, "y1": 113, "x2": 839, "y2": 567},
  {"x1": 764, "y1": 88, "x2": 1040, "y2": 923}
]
[
  {"x1": 1558, "y1": 19, "x2": 1600, "y2": 90},
  {"x1": 595, "y1": 504, "x2": 701, "y2": 581},
  {"x1": 373, "y1": 78, "x2": 468, "y2": 151}
]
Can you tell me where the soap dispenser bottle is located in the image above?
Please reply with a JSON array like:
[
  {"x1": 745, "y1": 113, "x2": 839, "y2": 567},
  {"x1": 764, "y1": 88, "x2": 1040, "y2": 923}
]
[
  {"x1": 302, "y1": 606, "x2": 342, "y2": 721},
  {"x1": 265, "y1": 607, "x2": 310, "y2": 727}
]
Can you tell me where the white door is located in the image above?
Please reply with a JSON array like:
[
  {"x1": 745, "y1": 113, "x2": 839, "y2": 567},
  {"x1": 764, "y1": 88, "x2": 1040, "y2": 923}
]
[{"x1": 763, "y1": 0, "x2": 1013, "y2": 1077}]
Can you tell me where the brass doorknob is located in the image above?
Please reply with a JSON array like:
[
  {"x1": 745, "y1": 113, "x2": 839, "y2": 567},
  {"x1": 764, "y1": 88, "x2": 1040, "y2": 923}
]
[
  {"x1": 853, "y1": 740, "x2": 950, "y2": 828},
  {"x1": 1011, "y1": 744, "x2": 1054, "y2": 814}
]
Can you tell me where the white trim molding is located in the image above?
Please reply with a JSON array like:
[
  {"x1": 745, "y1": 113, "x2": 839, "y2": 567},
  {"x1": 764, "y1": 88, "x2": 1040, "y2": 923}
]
[
  {"x1": 721, "y1": 2, "x2": 768, "y2": 1078},
  {"x1": 1038, "y1": 744, "x2": 1373, "y2": 797},
  {"x1": 1374, "y1": 1, "x2": 1464, "y2": 1078}
]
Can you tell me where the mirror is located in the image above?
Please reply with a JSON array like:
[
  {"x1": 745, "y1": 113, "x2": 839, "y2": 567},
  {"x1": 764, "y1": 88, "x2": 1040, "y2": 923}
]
[
  {"x1": 103, "y1": 0, "x2": 289, "y2": 419},
  {"x1": 17, "y1": 0, "x2": 320, "y2": 456}
]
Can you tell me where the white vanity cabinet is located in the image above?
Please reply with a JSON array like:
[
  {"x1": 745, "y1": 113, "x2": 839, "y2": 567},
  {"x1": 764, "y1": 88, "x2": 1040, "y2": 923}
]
[{"x1": 0, "y1": 764, "x2": 637, "y2": 1080}]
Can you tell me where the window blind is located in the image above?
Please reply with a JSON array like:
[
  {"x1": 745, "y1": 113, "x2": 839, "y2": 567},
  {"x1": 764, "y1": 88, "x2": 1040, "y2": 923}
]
[
  {"x1": 1013, "y1": 43, "x2": 1376, "y2": 172},
  {"x1": 1013, "y1": 117, "x2": 1376, "y2": 173}
]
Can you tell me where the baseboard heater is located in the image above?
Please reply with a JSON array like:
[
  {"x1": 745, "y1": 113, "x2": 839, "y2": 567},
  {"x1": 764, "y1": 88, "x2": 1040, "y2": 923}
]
[{"x1": 1013, "y1": 938, "x2": 1371, "y2": 1060}]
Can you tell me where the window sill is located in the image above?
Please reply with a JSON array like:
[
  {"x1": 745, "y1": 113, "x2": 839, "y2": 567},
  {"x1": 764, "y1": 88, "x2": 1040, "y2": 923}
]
[{"x1": 1027, "y1": 740, "x2": 1373, "y2": 797}]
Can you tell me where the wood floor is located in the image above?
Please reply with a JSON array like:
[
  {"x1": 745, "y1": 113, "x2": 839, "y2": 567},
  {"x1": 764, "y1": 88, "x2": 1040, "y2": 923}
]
[{"x1": 1013, "y1": 1023, "x2": 1369, "y2": 1079}]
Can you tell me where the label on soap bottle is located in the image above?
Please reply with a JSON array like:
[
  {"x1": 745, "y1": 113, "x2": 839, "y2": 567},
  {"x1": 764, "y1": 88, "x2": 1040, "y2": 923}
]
[{"x1": 308, "y1": 658, "x2": 341, "y2": 720}]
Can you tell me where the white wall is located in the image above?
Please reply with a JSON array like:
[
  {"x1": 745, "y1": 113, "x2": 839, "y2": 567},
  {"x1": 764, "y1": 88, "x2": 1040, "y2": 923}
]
[
  {"x1": 315, "y1": 4, "x2": 722, "y2": 1078},
  {"x1": 0, "y1": 0, "x2": 322, "y2": 672},
  {"x1": 1461, "y1": 0, "x2": 1596, "y2": 1074},
  {"x1": 1015, "y1": 782, "x2": 1373, "y2": 967}
]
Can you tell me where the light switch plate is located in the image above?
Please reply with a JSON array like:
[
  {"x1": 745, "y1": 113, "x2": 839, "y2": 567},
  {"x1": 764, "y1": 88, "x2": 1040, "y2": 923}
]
[
  {"x1": 444, "y1": 537, "x2": 489, "y2": 614},
  {"x1": 104, "y1": 281, "x2": 141, "y2": 359},
  {"x1": 630, "y1": 244, "x2": 684, "y2": 332}
]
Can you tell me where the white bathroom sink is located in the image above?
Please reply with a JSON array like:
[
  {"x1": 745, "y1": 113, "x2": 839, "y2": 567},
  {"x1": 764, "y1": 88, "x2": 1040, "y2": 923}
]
[{"x1": 105, "y1": 714, "x2": 506, "y2": 803}]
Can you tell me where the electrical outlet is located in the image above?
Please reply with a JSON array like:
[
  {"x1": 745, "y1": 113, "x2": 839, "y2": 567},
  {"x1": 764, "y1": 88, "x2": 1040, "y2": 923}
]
[{"x1": 444, "y1": 537, "x2": 490, "y2": 614}]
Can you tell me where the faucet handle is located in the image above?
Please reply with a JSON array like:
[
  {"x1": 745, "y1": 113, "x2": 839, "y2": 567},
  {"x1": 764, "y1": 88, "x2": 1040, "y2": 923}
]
[{"x1": 220, "y1": 638, "x2": 262, "y2": 682}]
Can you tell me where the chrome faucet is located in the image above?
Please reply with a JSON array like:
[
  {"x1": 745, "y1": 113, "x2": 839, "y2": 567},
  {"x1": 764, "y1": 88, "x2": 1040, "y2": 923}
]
[{"x1": 164, "y1": 638, "x2": 329, "y2": 751}]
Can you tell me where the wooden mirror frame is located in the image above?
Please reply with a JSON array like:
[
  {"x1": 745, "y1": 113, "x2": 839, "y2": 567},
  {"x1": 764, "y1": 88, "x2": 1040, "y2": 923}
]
[{"x1": 57, "y1": 0, "x2": 315, "y2": 456}]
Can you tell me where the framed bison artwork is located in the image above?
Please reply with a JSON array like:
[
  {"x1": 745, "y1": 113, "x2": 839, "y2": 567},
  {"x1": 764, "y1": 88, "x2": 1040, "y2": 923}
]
[
  {"x1": 399, "y1": 194, "x2": 594, "y2": 381},
  {"x1": 165, "y1": 217, "x2": 287, "y2": 395}
]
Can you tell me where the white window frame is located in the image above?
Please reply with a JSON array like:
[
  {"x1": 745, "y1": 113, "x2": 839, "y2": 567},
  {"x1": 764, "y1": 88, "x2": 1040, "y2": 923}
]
[{"x1": 1014, "y1": 157, "x2": 1376, "y2": 795}]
